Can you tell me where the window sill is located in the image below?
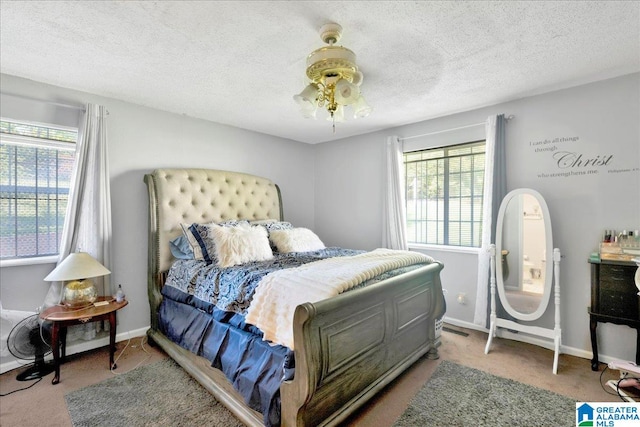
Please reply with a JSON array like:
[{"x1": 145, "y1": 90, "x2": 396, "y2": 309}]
[
  {"x1": 409, "y1": 244, "x2": 480, "y2": 255},
  {"x1": 0, "y1": 255, "x2": 58, "y2": 268}
]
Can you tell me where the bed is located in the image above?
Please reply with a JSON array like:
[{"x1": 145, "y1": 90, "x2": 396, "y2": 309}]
[{"x1": 144, "y1": 168, "x2": 446, "y2": 426}]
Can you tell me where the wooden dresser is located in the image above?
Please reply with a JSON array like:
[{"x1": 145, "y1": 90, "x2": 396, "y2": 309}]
[{"x1": 588, "y1": 258, "x2": 639, "y2": 370}]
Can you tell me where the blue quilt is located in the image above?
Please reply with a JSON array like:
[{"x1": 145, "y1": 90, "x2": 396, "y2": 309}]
[{"x1": 164, "y1": 247, "x2": 364, "y2": 315}]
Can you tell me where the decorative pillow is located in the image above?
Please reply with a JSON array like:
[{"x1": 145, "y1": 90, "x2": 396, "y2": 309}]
[
  {"x1": 266, "y1": 221, "x2": 293, "y2": 232},
  {"x1": 251, "y1": 220, "x2": 294, "y2": 233},
  {"x1": 180, "y1": 220, "x2": 249, "y2": 264},
  {"x1": 249, "y1": 219, "x2": 278, "y2": 226},
  {"x1": 268, "y1": 228, "x2": 326, "y2": 253},
  {"x1": 169, "y1": 235, "x2": 194, "y2": 260},
  {"x1": 211, "y1": 223, "x2": 274, "y2": 268},
  {"x1": 250, "y1": 220, "x2": 294, "y2": 252}
]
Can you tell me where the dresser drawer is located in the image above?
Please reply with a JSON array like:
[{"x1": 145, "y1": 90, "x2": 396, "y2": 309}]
[
  {"x1": 599, "y1": 276, "x2": 637, "y2": 295},
  {"x1": 599, "y1": 290, "x2": 640, "y2": 319},
  {"x1": 589, "y1": 259, "x2": 640, "y2": 369},
  {"x1": 600, "y1": 264, "x2": 636, "y2": 282},
  {"x1": 597, "y1": 263, "x2": 639, "y2": 320}
]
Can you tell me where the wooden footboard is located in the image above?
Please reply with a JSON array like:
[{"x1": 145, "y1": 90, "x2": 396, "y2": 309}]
[{"x1": 282, "y1": 261, "x2": 445, "y2": 426}]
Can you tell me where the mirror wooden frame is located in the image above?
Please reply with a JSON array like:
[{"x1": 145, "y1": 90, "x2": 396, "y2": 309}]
[{"x1": 484, "y1": 188, "x2": 562, "y2": 374}]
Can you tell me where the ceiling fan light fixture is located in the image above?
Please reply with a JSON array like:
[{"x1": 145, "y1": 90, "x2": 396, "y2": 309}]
[
  {"x1": 334, "y1": 78, "x2": 360, "y2": 105},
  {"x1": 351, "y1": 70, "x2": 364, "y2": 86},
  {"x1": 293, "y1": 83, "x2": 319, "y2": 109},
  {"x1": 300, "y1": 104, "x2": 318, "y2": 119},
  {"x1": 326, "y1": 104, "x2": 345, "y2": 123},
  {"x1": 295, "y1": 23, "x2": 371, "y2": 131},
  {"x1": 353, "y1": 95, "x2": 372, "y2": 119}
]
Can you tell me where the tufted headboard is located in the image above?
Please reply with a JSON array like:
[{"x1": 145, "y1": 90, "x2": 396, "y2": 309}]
[{"x1": 144, "y1": 168, "x2": 283, "y2": 275}]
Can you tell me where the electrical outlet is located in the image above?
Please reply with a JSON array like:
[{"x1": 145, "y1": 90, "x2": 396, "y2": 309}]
[{"x1": 456, "y1": 293, "x2": 467, "y2": 305}]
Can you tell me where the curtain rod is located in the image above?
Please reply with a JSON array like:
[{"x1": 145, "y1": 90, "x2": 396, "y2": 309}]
[
  {"x1": 1, "y1": 92, "x2": 86, "y2": 112},
  {"x1": 399, "y1": 114, "x2": 514, "y2": 141}
]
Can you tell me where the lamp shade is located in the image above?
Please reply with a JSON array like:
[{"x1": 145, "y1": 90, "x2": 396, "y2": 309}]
[
  {"x1": 334, "y1": 79, "x2": 360, "y2": 105},
  {"x1": 300, "y1": 104, "x2": 318, "y2": 119},
  {"x1": 352, "y1": 95, "x2": 373, "y2": 118},
  {"x1": 293, "y1": 83, "x2": 319, "y2": 111},
  {"x1": 351, "y1": 70, "x2": 364, "y2": 86},
  {"x1": 327, "y1": 105, "x2": 346, "y2": 123},
  {"x1": 44, "y1": 252, "x2": 110, "y2": 282}
]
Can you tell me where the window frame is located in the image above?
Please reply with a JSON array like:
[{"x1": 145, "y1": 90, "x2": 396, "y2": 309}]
[
  {"x1": 0, "y1": 118, "x2": 77, "y2": 267},
  {"x1": 404, "y1": 139, "x2": 486, "y2": 250}
]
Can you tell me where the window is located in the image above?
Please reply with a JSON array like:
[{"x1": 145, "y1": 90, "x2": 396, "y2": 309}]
[
  {"x1": 0, "y1": 119, "x2": 77, "y2": 261},
  {"x1": 404, "y1": 140, "x2": 485, "y2": 247}
]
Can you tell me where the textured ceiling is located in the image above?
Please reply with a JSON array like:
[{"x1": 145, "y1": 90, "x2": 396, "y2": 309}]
[{"x1": 1, "y1": 1, "x2": 639, "y2": 144}]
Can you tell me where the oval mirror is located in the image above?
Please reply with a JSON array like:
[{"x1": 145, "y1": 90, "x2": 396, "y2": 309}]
[{"x1": 495, "y1": 188, "x2": 553, "y2": 321}]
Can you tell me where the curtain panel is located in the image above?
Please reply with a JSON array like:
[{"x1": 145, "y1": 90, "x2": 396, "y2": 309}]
[
  {"x1": 44, "y1": 104, "x2": 112, "y2": 309},
  {"x1": 382, "y1": 136, "x2": 409, "y2": 250},
  {"x1": 473, "y1": 114, "x2": 507, "y2": 327}
]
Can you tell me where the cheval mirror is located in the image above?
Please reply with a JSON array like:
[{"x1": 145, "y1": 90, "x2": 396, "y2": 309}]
[{"x1": 484, "y1": 188, "x2": 562, "y2": 374}]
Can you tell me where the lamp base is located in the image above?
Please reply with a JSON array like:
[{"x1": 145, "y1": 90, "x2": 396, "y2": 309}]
[{"x1": 63, "y1": 279, "x2": 97, "y2": 308}]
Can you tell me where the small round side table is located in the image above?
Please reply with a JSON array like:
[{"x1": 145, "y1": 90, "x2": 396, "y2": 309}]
[{"x1": 39, "y1": 297, "x2": 128, "y2": 384}]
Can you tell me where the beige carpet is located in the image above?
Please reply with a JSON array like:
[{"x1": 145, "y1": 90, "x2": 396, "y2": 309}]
[{"x1": 0, "y1": 325, "x2": 623, "y2": 426}]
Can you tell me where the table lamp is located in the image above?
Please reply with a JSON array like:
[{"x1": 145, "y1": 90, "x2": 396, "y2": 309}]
[{"x1": 44, "y1": 252, "x2": 111, "y2": 308}]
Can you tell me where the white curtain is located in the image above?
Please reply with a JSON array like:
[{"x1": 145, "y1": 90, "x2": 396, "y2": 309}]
[
  {"x1": 382, "y1": 136, "x2": 408, "y2": 250},
  {"x1": 473, "y1": 114, "x2": 507, "y2": 327},
  {"x1": 44, "y1": 104, "x2": 112, "y2": 308}
]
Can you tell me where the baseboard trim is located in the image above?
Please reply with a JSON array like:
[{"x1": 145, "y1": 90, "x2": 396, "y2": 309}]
[
  {"x1": 1, "y1": 326, "x2": 149, "y2": 375},
  {"x1": 442, "y1": 316, "x2": 622, "y2": 367},
  {"x1": 2, "y1": 319, "x2": 626, "y2": 375},
  {"x1": 443, "y1": 316, "x2": 489, "y2": 333}
]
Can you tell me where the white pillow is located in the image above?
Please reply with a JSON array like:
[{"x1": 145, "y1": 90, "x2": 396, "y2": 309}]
[
  {"x1": 211, "y1": 223, "x2": 274, "y2": 268},
  {"x1": 269, "y1": 228, "x2": 325, "y2": 253},
  {"x1": 180, "y1": 220, "x2": 249, "y2": 263}
]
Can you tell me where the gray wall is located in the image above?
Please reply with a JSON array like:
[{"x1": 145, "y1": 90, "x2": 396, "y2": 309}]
[{"x1": 313, "y1": 73, "x2": 640, "y2": 362}]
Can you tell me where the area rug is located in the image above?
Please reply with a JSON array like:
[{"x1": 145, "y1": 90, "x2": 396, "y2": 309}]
[
  {"x1": 65, "y1": 358, "x2": 243, "y2": 427},
  {"x1": 393, "y1": 360, "x2": 576, "y2": 427}
]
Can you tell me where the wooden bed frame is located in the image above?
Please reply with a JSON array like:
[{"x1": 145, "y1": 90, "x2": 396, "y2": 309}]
[{"x1": 144, "y1": 168, "x2": 446, "y2": 426}]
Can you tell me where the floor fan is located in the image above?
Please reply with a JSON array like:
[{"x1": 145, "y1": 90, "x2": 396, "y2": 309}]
[{"x1": 6, "y1": 314, "x2": 55, "y2": 381}]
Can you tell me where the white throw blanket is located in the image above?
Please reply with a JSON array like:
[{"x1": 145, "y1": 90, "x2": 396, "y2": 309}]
[{"x1": 245, "y1": 248, "x2": 434, "y2": 350}]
